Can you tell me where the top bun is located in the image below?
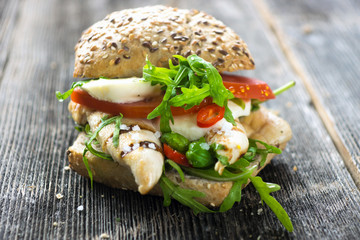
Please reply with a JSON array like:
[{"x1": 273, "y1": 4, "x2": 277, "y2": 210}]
[{"x1": 74, "y1": 5, "x2": 255, "y2": 78}]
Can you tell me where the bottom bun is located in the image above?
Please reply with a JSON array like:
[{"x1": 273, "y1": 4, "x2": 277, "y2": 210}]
[{"x1": 67, "y1": 107, "x2": 292, "y2": 207}]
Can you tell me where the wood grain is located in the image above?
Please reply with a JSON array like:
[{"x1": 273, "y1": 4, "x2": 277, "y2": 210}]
[
  {"x1": 259, "y1": 0, "x2": 360, "y2": 186},
  {"x1": 0, "y1": 0, "x2": 359, "y2": 239}
]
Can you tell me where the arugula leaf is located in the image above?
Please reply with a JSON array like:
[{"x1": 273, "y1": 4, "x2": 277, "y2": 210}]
[
  {"x1": 55, "y1": 80, "x2": 89, "y2": 102},
  {"x1": 82, "y1": 115, "x2": 124, "y2": 187},
  {"x1": 250, "y1": 176, "x2": 293, "y2": 232},
  {"x1": 223, "y1": 101, "x2": 236, "y2": 126},
  {"x1": 159, "y1": 175, "x2": 214, "y2": 215},
  {"x1": 166, "y1": 160, "x2": 185, "y2": 182},
  {"x1": 143, "y1": 55, "x2": 236, "y2": 133},
  {"x1": 182, "y1": 165, "x2": 257, "y2": 182},
  {"x1": 169, "y1": 85, "x2": 210, "y2": 109},
  {"x1": 219, "y1": 179, "x2": 246, "y2": 212},
  {"x1": 82, "y1": 149, "x2": 94, "y2": 188},
  {"x1": 231, "y1": 98, "x2": 246, "y2": 110},
  {"x1": 187, "y1": 55, "x2": 234, "y2": 106},
  {"x1": 112, "y1": 114, "x2": 123, "y2": 148},
  {"x1": 210, "y1": 143, "x2": 229, "y2": 166}
]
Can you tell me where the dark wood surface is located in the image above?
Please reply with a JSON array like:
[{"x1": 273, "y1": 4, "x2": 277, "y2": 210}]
[{"x1": 1, "y1": 0, "x2": 359, "y2": 239}]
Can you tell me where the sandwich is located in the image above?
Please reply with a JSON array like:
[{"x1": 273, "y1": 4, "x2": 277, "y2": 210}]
[{"x1": 56, "y1": 5, "x2": 295, "y2": 231}]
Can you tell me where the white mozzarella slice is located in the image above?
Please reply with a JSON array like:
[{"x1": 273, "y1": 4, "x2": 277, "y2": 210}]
[
  {"x1": 169, "y1": 100, "x2": 251, "y2": 141},
  {"x1": 81, "y1": 77, "x2": 162, "y2": 103}
]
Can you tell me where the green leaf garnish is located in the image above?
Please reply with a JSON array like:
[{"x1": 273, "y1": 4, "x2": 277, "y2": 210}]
[
  {"x1": 166, "y1": 160, "x2": 185, "y2": 182},
  {"x1": 143, "y1": 55, "x2": 235, "y2": 133},
  {"x1": 55, "y1": 80, "x2": 90, "y2": 102},
  {"x1": 159, "y1": 174, "x2": 214, "y2": 215},
  {"x1": 250, "y1": 176, "x2": 293, "y2": 232},
  {"x1": 112, "y1": 113, "x2": 123, "y2": 148},
  {"x1": 82, "y1": 115, "x2": 124, "y2": 187}
]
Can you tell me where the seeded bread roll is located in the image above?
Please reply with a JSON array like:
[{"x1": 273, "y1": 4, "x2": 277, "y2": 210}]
[
  {"x1": 74, "y1": 5, "x2": 255, "y2": 78},
  {"x1": 67, "y1": 108, "x2": 292, "y2": 206}
]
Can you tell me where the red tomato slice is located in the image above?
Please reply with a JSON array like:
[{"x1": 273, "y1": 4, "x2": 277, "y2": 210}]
[
  {"x1": 163, "y1": 143, "x2": 191, "y2": 167},
  {"x1": 70, "y1": 75, "x2": 274, "y2": 118},
  {"x1": 70, "y1": 88, "x2": 213, "y2": 118},
  {"x1": 197, "y1": 104, "x2": 225, "y2": 128},
  {"x1": 222, "y1": 74, "x2": 275, "y2": 101}
]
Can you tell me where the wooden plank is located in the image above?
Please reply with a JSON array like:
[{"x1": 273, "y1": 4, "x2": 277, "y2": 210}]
[
  {"x1": 0, "y1": 0, "x2": 21, "y2": 81},
  {"x1": 258, "y1": 0, "x2": 360, "y2": 186},
  {"x1": 0, "y1": 0, "x2": 359, "y2": 239}
]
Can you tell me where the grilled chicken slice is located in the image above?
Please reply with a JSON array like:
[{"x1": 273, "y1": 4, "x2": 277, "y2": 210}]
[
  {"x1": 86, "y1": 111, "x2": 163, "y2": 194},
  {"x1": 205, "y1": 121, "x2": 249, "y2": 175}
]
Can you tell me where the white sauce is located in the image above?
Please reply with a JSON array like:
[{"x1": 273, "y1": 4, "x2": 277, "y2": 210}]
[{"x1": 81, "y1": 77, "x2": 162, "y2": 103}]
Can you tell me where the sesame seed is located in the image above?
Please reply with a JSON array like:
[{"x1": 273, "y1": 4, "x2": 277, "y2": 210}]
[
  {"x1": 105, "y1": 35, "x2": 112, "y2": 40},
  {"x1": 111, "y1": 42, "x2": 117, "y2": 49},
  {"x1": 219, "y1": 49, "x2": 228, "y2": 55},
  {"x1": 152, "y1": 41, "x2": 158, "y2": 46},
  {"x1": 117, "y1": 49, "x2": 124, "y2": 54},
  {"x1": 144, "y1": 36, "x2": 151, "y2": 41},
  {"x1": 217, "y1": 58, "x2": 225, "y2": 63},
  {"x1": 170, "y1": 32, "x2": 177, "y2": 39},
  {"x1": 129, "y1": 34, "x2": 135, "y2": 40},
  {"x1": 214, "y1": 30, "x2": 224, "y2": 35},
  {"x1": 162, "y1": 47, "x2": 168, "y2": 51},
  {"x1": 157, "y1": 29, "x2": 164, "y2": 34},
  {"x1": 184, "y1": 50, "x2": 192, "y2": 57},
  {"x1": 160, "y1": 38, "x2": 167, "y2": 44},
  {"x1": 150, "y1": 48, "x2": 158, "y2": 53},
  {"x1": 199, "y1": 36, "x2": 207, "y2": 41},
  {"x1": 123, "y1": 54, "x2": 130, "y2": 59},
  {"x1": 128, "y1": 17, "x2": 133, "y2": 22},
  {"x1": 115, "y1": 58, "x2": 121, "y2": 65},
  {"x1": 207, "y1": 47, "x2": 215, "y2": 53},
  {"x1": 142, "y1": 42, "x2": 151, "y2": 49},
  {"x1": 212, "y1": 41, "x2": 218, "y2": 45},
  {"x1": 123, "y1": 46, "x2": 129, "y2": 51},
  {"x1": 196, "y1": 49, "x2": 201, "y2": 55},
  {"x1": 203, "y1": 21, "x2": 209, "y2": 25},
  {"x1": 194, "y1": 31, "x2": 201, "y2": 36},
  {"x1": 109, "y1": 59, "x2": 115, "y2": 65},
  {"x1": 232, "y1": 46, "x2": 240, "y2": 51},
  {"x1": 110, "y1": 19, "x2": 115, "y2": 24},
  {"x1": 141, "y1": 17, "x2": 148, "y2": 21},
  {"x1": 90, "y1": 45, "x2": 98, "y2": 51},
  {"x1": 102, "y1": 54, "x2": 108, "y2": 59}
]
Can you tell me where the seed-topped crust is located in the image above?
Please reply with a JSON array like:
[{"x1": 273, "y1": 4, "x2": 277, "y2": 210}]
[{"x1": 74, "y1": 5, "x2": 255, "y2": 78}]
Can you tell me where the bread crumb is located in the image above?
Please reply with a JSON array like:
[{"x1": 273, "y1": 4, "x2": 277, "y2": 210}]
[
  {"x1": 50, "y1": 61, "x2": 57, "y2": 69},
  {"x1": 77, "y1": 205, "x2": 84, "y2": 211},
  {"x1": 257, "y1": 208, "x2": 263, "y2": 215},
  {"x1": 101, "y1": 195, "x2": 105, "y2": 198},
  {"x1": 286, "y1": 101, "x2": 293, "y2": 108},
  {"x1": 302, "y1": 24, "x2": 314, "y2": 34},
  {"x1": 64, "y1": 166, "x2": 71, "y2": 171},
  {"x1": 293, "y1": 166, "x2": 298, "y2": 171},
  {"x1": 100, "y1": 233, "x2": 110, "y2": 239},
  {"x1": 53, "y1": 222, "x2": 58, "y2": 227},
  {"x1": 56, "y1": 193, "x2": 64, "y2": 199}
]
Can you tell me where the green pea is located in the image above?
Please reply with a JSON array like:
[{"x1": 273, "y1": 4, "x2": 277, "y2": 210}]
[
  {"x1": 160, "y1": 132, "x2": 190, "y2": 153},
  {"x1": 186, "y1": 138, "x2": 215, "y2": 168}
]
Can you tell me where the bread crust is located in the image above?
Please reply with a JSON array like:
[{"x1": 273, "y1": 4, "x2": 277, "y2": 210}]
[
  {"x1": 67, "y1": 108, "x2": 292, "y2": 206},
  {"x1": 74, "y1": 5, "x2": 255, "y2": 78}
]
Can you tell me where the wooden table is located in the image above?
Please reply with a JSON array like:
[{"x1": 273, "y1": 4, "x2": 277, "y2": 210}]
[{"x1": 1, "y1": 0, "x2": 359, "y2": 239}]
